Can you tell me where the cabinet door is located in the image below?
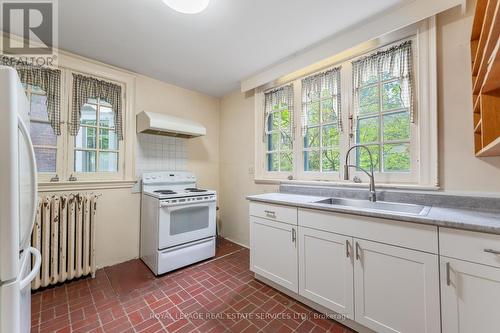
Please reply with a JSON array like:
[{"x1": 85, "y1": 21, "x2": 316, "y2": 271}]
[
  {"x1": 298, "y1": 227, "x2": 354, "y2": 319},
  {"x1": 441, "y1": 258, "x2": 500, "y2": 333},
  {"x1": 250, "y1": 216, "x2": 298, "y2": 292},
  {"x1": 354, "y1": 239, "x2": 440, "y2": 333}
]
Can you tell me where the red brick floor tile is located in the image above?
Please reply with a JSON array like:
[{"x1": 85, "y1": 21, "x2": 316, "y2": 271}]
[
  {"x1": 31, "y1": 239, "x2": 357, "y2": 333},
  {"x1": 104, "y1": 259, "x2": 156, "y2": 297},
  {"x1": 296, "y1": 319, "x2": 316, "y2": 333}
]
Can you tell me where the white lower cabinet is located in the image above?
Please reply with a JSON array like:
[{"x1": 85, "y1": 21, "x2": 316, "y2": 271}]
[
  {"x1": 248, "y1": 203, "x2": 484, "y2": 333},
  {"x1": 353, "y1": 239, "x2": 441, "y2": 333},
  {"x1": 250, "y1": 216, "x2": 298, "y2": 292},
  {"x1": 441, "y1": 257, "x2": 500, "y2": 333},
  {"x1": 298, "y1": 227, "x2": 354, "y2": 319}
]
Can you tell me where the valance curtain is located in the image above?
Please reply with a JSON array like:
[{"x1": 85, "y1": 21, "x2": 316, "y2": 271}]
[
  {"x1": 301, "y1": 67, "x2": 342, "y2": 134},
  {"x1": 264, "y1": 84, "x2": 294, "y2": 141},
  {"x1": 352, "y1": 40, "x2": 414, "y2": 122},
  {"x1": 1, "y1": 57, "x2": 62, "y2": 135},
  {"x1": 71, "y1": 73, "x2": 123, "y2": 140}
]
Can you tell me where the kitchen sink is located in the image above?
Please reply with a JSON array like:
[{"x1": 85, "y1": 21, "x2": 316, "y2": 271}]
[{"x1": 313, "y1": 197, "x2": 429, "y2": 216}]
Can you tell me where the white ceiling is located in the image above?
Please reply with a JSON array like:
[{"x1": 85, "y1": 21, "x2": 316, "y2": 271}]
[{"x1": 59, "y1": 0, "x2": 404, "y2": 97}]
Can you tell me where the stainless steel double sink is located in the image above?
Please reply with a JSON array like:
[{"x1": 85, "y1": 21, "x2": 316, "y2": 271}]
[{"x1": 313, "y1": 197, "x2": 430, "y2": 216}]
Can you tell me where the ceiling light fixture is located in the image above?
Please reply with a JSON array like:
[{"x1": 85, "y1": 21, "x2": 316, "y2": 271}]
[{"x1": 162, "y1": 0, "x2": 210, "y2": 14}]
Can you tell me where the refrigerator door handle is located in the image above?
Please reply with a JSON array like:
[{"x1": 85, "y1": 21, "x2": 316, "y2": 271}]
[
  {"x1": 19, "y1": 247, "x2": 41, "y2": 290},
  {"x1": 17, "y1": 115, "x2": 38, "y2": 247}
]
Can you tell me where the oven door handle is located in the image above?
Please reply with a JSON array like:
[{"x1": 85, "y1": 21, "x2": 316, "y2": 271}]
[{"x1": 160, "y1": 200, "x2": 216, "y2": 209}]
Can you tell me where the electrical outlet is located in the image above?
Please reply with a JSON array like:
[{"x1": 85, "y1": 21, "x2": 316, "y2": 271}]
[{"x1": 248, "y1": 165, "x2": 255, "y2": 175}]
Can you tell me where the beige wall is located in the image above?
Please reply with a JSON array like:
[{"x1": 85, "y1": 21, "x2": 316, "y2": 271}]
[
  {"x1": 219, "y1": 91, "x2": 277, "y2": 246},
  {"x1": 135, "y1": 75, "x2": 220, "y2": 191},
  {"x1": 218, "y1": 5, "x2": 500, "y2": 247},
  {"x1": 437, "y1": 4, "x2": 500, "y2": 192}
]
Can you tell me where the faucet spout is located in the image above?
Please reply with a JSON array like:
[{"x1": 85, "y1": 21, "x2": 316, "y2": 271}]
[{"x1": 343, "y1": 144, "x2": 377, "y2": 202}]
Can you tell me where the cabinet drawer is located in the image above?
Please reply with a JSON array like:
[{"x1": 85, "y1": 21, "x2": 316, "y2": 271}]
[
  {"x1": 440, "y1": 228, "x2": 500, "y2": 268},
  {"x1": 249, "y1": 202, "x2": 297, "y2": 225}
]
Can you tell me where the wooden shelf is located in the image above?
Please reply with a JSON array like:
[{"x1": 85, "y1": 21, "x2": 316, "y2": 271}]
[
  {"x1": 471, "y1": 0, "x2": 488, "y2": 40},
  {"x1": 472, "y1": 0, "x2": 499, "y2": 94},
  {"x1": 471, "y1": 0, "x2": 500, "y2": 157},
  {"x1": 482, "y1": 38, "x2": 500, "y2": 92},
  {"x1": 474, "y1": 119, "x2": 482, "y2": 134},
  {"x1": 477, "y1": 137, "x2": 500, "y2": 157},
  {"x1": 474, "y1": 95, "x2": 481, "y2": 114}
]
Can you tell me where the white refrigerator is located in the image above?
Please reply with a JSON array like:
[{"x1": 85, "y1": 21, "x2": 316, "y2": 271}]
[{"x1": 0, "y1": 66, "x2": 42, "y2": 333}]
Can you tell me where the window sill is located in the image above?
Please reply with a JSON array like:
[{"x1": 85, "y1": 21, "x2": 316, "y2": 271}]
[
  {"x1": 38, "y1": 179, "x2": 138, "y2": 192},
  {"x1": 254, "y1": 178, "x2": 440, "y2": 191}
]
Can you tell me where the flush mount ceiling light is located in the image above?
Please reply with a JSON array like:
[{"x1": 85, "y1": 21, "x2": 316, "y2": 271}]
[{"x1": 162, "y1": 0, "x2": 210, "y2": 14}]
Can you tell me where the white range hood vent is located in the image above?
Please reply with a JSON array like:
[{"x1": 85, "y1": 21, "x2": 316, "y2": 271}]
[{"x1": 136, "y1": 111, "x2": 206, "y2": 138}]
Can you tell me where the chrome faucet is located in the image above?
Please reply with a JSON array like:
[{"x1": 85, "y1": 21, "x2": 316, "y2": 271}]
[{"x1": 343, "y1": 144, "x2": 377, "y2": 202}]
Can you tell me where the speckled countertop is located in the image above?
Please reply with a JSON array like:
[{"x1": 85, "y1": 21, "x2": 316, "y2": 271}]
[{"x1": 247, "y1": 192, "x2": 500, "y2": 235}]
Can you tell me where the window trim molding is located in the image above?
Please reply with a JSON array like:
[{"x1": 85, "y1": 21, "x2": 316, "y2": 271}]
[
  {"x1": 254, "y1": 17, "x2": 438, "y2": 187},
  {"x1": 256, "y1": 86, "x2": 295, "y2": 180},
  {"x1": 24, "y1": 84, "x2": 64, "y2": 182},
  {"x1": 46, "y1": 52, "x2": 136, "y2": 183},
  {"x1": 38, "y1": 179, "x2": 137, "y2": 192}
]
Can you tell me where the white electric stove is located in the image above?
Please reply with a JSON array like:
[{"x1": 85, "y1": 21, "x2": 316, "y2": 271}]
[{"x1": 140, "y1": 171, "x2": 217, "y2": 275}]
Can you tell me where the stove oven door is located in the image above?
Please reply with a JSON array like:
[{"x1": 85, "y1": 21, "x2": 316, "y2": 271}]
[{"x1": 158, "y1": 200, "x2": 216, "y2": 249}]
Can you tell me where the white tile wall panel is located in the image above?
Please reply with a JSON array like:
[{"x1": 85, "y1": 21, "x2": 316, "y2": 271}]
[{"x1": 136, "y1": 133, "x2": 187, "y2": 176}]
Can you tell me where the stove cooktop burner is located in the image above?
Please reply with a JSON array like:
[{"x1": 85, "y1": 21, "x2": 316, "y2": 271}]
[
  {"x1": 185, "y1": 188, "x2": 208, "y2": 193},
  {"x1": 154, "y1": 190, "x2": 177, "y2": 195}
]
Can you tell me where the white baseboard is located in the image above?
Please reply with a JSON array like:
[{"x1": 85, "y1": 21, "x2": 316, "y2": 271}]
[{"x1": 221, "y1": 236, "x2": 249, "y2": 249}]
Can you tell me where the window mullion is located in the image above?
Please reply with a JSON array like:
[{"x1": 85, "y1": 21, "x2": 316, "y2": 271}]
[
  {"x1": 319, "y1": 96, "x2": 323, "y2": 172},
  {"x1": 96, "y1": 100, "x2": 100, "y2": 172},
  {"x1": 378, "y1": 75, "x2": 383, "y2": 172}
]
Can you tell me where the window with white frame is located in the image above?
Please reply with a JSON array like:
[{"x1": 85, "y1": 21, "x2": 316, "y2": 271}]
[
  {"x1": 24, "y1": 84, "x2": 59, "y2": 173},
  {"x1": 255, "y1": 22, "x2": 438, "y2": 187},
  {"x1": 67, "y1": 72, "x2": 124, "y2": 180},
  {"x1": 4, "y1": 64, "x2": 128, "y2": 183},
  {"x1": 75, "y1": 98, "x2": 119, "y2": 173},
  {"x1": 301, "y1": 68, "x2": 342, "y2": 173},
  {"x1": 352, "y1": 41, "x2": 413, "y2": 173},
  {"x1": 264, "y1": 85, "x2": 294, "y2": 172}
]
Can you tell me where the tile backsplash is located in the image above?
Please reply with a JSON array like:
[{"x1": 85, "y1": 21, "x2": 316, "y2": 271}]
[{"x1": 136, "y1": 133, "x2": 187, "y2": 177}]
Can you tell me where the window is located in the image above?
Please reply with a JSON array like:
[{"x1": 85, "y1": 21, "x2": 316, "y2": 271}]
[
  {"x1": 69, "y1": 73, "x2": 124, "y2": 180},
  {"x1": 255, "y1": 20, "x2": 438, "y2": 187},
  {"x1": 352, "y1": 41, "x2": 413, "y2": 173},
  {"x1": 75, "y1": 98, "x2": 119, "y2": 173},
  {"x1": 264, "y1": 85, "x2": 294, "y2": 172},
  {"x1": 24, "y1": 84, "x2": 58, "y2": 173},
  {"x1": 4, "y1": 54, "x2": 134, "y2": 186},
  {"x1": 302, "y1": 68, "x2": 342, "y2": 173}
]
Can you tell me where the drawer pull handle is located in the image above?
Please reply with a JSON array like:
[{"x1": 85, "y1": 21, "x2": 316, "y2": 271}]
[
  {"x1": 446, "y1": 262, "x2": 451, "y2": 286},
  {"x1": 355, "y1": 242, "x2": 361, "y2": 260},
  {"x1": 484, "y1": 249, "x2": 500, "y2": 255},
  {"x1": 346, "y1": 240, "x2": 350, "y2": 258},
  {"x1": 264, "y1": 210, "x2": 276, "y2": 218},
  {"x1": 291, "y1": 228, "x2": 296, "y2": 244}
]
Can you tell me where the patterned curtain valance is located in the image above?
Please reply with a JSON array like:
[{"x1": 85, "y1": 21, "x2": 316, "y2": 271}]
[
  {"x1": 1, "y1": 57, "x2": 62, "y2": 135},
  {"x1": 352, "y1": 40, "x2": 414, "y2": 122},
  {"x1": 71, "y1": 73, "x2": 123, "y2": 140},
  {"x1": 264, "y1": 84, "x2": 294, "y2": 116},
  {"x1": 263, "y1": 84, "x2": 294, "y2": 141},
  {"x1": 301, "y1": 67, "x2": 342, "y2": 134}
]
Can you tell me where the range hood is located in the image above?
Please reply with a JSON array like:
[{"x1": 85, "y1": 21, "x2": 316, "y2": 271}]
[{"x1": 136, "y1": 111, "x2": 206, "y2": 138}]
